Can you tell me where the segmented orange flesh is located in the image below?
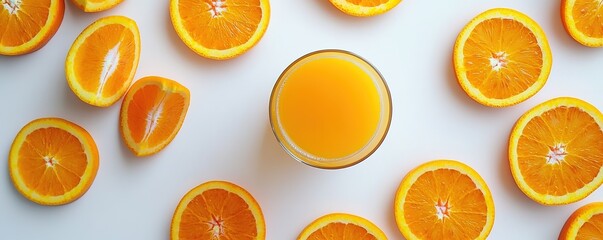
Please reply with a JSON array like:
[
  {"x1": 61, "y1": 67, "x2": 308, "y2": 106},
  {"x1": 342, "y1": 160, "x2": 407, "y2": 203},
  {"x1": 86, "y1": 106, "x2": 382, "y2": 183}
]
[
  {"x1": 18, "y1": 127, "x2": 87, "y2": 196},
  {"x1": 127, "y1": 84, "x2": 187, "y2": 147},
  {"x1": 404, "y1": 168, "x2": 488, "y2": 239},
  {"x1": 345, "y1": 0, "x2": 388, "y2": 7},
  {"x1": 572, "y1": 0, "x2": 603, "y2": 38},
  {"x1": 176, "y1": 0, "x2": 262, "y2": 50},
  {"x1": 1, "y1": 0, "x2": 50, "y2": 46},
  {"x1": 517, "y1": 106, "x2": 603, "y2": 196},
  {"x1": 73, "y1": 24, "x2": 137, "y2": 98},
  {"x1": 306, "y1": 222, "x2": 378, "y2": 239},
  {"x1": 560, "y1": 202, "x2": 603, "y2": 239},
  {"x1": 179, "y1": 188, "x2": 258, "y2": 239},
  {"x1": 171, "y1": 181, "x2": 265, "y2": 240},
  {"x1": 120, "y1": 76, "x2": 190, "y2": 156},
  {"x1": 10, "y1": 118, "x2": 99, "y2": 206},
  {"x1": 576, "y1": 213, "x2": 603, "y2": 238},
  {"x1": 298, "y1": 213, "x2": 387, "y2": 240},
  {"x1": 463, "y1": 18, "x2": 543, "y2": 99},
  {"x1": 0, "y1": 0, "x2": 64, "y2": 55}
]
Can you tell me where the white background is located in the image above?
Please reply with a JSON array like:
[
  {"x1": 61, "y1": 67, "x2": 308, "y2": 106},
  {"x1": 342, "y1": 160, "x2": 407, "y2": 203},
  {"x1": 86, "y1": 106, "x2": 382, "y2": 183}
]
[{"x1": 1, "y1": 0, "x2": 603, "y2": 239}]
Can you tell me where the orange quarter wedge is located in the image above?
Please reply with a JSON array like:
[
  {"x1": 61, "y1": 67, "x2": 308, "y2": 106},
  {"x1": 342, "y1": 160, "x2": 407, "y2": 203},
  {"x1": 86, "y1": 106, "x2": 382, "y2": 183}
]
[
  {"x1": 509, "y1": 97, "x2": 603, "y2": 205},
  {"x1": 171, "y1": 181, "x2": 266, "y2": 240},
  {"x1": 395, "y1": 160, "x2": 495, "y2": 240},
  {"x1": 0, "y1": 0, "x2": 64, "y2": 55},
  {"x1": 9, "y1": 118, "x2": 99, "y2": 205},
  {"x1": 70, "y1": 0, "x2": 125, "y2": 12},
  {"x1": 120, "y1": 76, "x2": 190, "y2": 157},
  {"x1": 297, "y1": 213, "x2": 388, "y2": 240},
  {"x1": 65, "y1": 15, "x2": 141, "y2": 107},
  {"x1": 328, "y1": 0, "x2": 402, "y2": 17},
  {"x1": 170, "y1": 0, "x2": 270, "y2": 60},
  {"x1": 454, "y1": 8, "x2": 552, "y2": 107}
]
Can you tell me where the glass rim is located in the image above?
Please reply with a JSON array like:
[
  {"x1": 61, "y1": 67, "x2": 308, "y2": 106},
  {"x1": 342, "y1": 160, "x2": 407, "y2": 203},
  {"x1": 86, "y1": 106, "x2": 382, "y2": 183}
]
[{"x1": 269, "y1": 49, "x2": 393, "y2": 169}]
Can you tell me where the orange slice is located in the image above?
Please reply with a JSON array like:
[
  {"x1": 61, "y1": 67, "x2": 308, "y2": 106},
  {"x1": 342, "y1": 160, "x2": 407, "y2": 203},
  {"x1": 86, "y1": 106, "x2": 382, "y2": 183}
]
[
  {"x1": 559, "y1": 202, "x2": 603, "y2": 239},
  {"x1": 65, "y1": 15, "x2": 141, "y2": 107},
  {"x1": 120, "y1": 76, "x2": 190, "y2": 157},
  {"x1": 169, "y1": 0, "x2": 270, "y2": 60},
  {"x1": 297, "y1": 213, "x2": 387, "y2": 240},
  {"x1": 394, "y1": 160, "x2": 495, "y2": 240},
  {"x1": 453, "y1": 8, "x2": 552, "y2": 107},
  {"x1": 509, "y1": 97, "x2": 603, "y2": 205},
  {"x1": 0, "y1": 0, "x2": 64, "y2": 56},
  {"x1": 9, "y1": 118, "x2": 99, "y2": 205},
  {"x1": 561, "y1": 0, "x2": 603, "y2": 47},
  {"x1": 70, "y1": 0, "x2": 124, "y2": 12},
  {"x1": 171, "y1": 181, "x2": 265, "y2": 240},
  {"x1": 328, "y1": 0, "x2": 402, "y2": 17}
]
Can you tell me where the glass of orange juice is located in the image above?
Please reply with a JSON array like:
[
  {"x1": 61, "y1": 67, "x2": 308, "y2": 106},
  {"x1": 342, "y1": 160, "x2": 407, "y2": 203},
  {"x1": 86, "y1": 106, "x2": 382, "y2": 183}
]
[{"x1": 269, "y1": 49, "x2": 392, "y2": 169}]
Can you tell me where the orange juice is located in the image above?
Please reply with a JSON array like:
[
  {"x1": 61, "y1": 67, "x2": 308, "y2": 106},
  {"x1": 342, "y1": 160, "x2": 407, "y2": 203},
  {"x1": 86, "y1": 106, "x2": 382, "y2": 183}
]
[{"x1": 270, "y1": 50, "x2": 391, "y2": 169}]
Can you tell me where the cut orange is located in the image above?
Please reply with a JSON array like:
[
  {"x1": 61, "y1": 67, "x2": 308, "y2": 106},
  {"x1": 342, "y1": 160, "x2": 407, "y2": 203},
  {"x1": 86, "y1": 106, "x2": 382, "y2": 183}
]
[
  {"x1": 394, "y1": 160, "x2": 495, "y2": 240},
  {"x1": 70, "y1": 0, "x2": 124, "y2": 12},
  {"x1": 171, "y1": 181, "x2": 265, "y2": 240},
  {"x1": 120, "y1": 76, "x2": 190, "y2": 157},
  {"x1": 9, "y1": 118, "x2": 99, "y2": 205},
  {"x1": 561, "y1": 0, "x2": 603, "y2": 47},
  {"x1": 559, "y1": 202, "x2": 603, "y2": 239},
  {"x1": 297, "y1": 213, "x2": 387, "y2": 240},
  {"x1": 328, "y1": 0, "x2": 402, "y2": 17},
  {"x1": 453, "y1": 8, "x2": 552, "y2": 107},
  {"x1": 0, "y1": 0, "x2": 64, "y2": 56},
  {"x1": 169, "y1": 0, "x2": 270, "y2": 60},
  {"x1": 509, "y1": 97, "x2": 603, "y2": 205},
  {"x1": 65, "y1": 15, "x2": 141, "y2": 107}
]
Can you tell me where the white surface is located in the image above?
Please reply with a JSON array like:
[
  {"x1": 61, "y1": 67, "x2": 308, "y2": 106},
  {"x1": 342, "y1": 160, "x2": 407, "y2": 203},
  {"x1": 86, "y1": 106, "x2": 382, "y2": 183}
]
[{"x1": 1, "y1": 0, "x2": 602, "y2": 239}]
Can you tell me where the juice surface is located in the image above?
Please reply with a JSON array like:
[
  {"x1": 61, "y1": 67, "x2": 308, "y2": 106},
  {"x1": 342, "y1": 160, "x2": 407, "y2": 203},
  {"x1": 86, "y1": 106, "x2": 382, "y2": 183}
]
[{"x1": 277, "y1": 55, "x2": 381, "y2": 160}]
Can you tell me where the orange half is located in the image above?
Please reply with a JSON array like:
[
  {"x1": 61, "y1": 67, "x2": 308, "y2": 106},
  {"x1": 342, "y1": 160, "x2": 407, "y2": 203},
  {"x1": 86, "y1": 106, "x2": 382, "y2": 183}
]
[
  {"x1": 562, "y1": 0, "x2": 603, "y2": 47},
  {"x1": 9, "y1": 118, "x2": 99, "y2": 205},
  {"x1": 297, "y1": 213, "x2": 387, "y2": 240},
  {"x1": 328, "y1": 0, "x2": 402, "y2": 17},
  {"x1": 509, "y1": 97, "x2": 603, "y2": 205},
  {"x1": 0, "y1": 0, "x2": 64, "y2": 55},
  {"x1": 120, "y1": 76, "x2": 190, "y2": 157},
  {"x1": 170, "y1": 0, "x2": 270, "y2": 60},
  {"x1": 65, "y1": 15, "x2": 141, "y2": 107},
  {"x1": 394, "y1": 160, "x2": 495, "y2": 240},
  {"x1": 70, "y1": 0, "x2": 125, "y2": 12},
  {"x1": 454, "y1": 8, "x2": 552, "y2": 107},
  {"x1": 559, "y1": 202, "x2": 603, "y2": 239},
  {"x1": 171, "y1": 181, "x2": 266, "y2": 240}
]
